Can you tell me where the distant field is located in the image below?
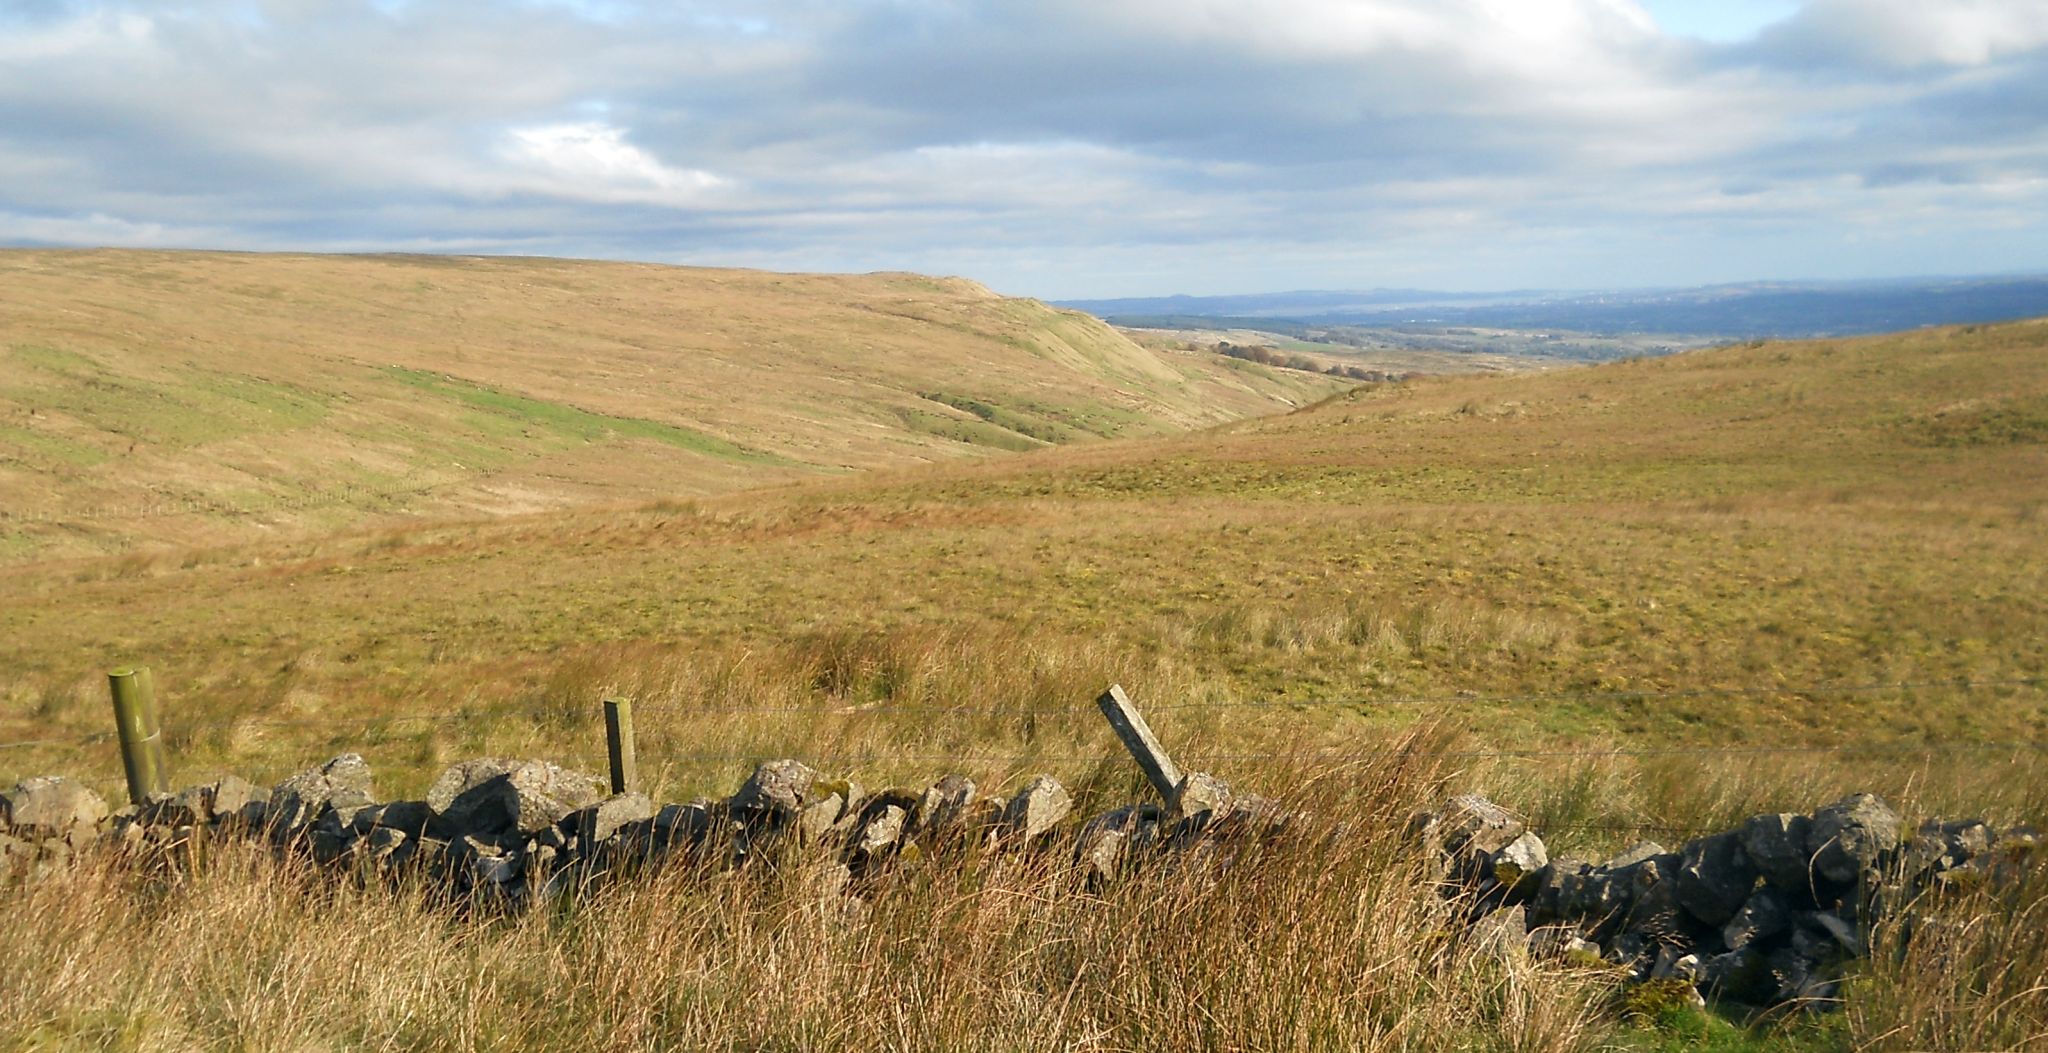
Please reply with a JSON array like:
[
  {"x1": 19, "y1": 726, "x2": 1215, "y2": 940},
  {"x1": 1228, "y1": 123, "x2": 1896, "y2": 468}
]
[
  {"x1": 1118, "y1": 324, "x2": 1554, "y2": 375},
  {"x1": 0, "y1": 250, "x2": 1341, "y2": 562}
]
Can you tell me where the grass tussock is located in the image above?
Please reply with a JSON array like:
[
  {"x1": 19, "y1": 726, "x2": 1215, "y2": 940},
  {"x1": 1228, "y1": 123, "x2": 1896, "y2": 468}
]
[{"x1": 1848, "y1": 862, "x2": 2048, "y2": 1052}]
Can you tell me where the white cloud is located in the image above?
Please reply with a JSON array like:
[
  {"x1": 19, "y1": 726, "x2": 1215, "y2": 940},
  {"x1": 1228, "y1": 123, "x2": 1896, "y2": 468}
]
[{"x1": 498, "y1": 121, "x2": 728, "y2": 205}]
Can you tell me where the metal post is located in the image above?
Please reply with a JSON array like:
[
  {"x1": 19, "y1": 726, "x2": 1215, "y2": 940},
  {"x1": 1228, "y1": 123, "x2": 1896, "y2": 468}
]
[
  {"x1": 108, "y1": 666, "x2": 169, "y2": 804},
  {"x1": 603, "y1": 697, "x2": 636, "y2": 795}
]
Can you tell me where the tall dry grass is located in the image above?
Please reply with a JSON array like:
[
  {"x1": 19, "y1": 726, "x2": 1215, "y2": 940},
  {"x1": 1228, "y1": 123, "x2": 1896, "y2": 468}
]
[
  {"x1": 1848, "y1": 863, "x2": 2048, "y2": 1052},
  {"x1": 0, "y1": 742, "x2": 1618, "y2": 1053}
]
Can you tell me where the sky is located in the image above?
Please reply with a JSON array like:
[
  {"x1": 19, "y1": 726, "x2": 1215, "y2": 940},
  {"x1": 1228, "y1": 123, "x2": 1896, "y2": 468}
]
[{"x1": 2, "y1": 1, "x2": 2046, "y2": 299}]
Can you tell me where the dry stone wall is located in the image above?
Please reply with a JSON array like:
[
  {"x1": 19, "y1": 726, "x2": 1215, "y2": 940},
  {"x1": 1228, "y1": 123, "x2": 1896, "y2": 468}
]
[
  {"x1": 1411, "y1": 791, "x2": 2040, "y2": 1010},
  {"x1": 3, "y1": 757, "x2": 2037, "y2": 1016}
]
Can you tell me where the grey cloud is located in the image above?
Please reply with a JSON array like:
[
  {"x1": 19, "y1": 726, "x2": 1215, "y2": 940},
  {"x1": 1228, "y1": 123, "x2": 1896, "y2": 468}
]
[{"x1": 0, "y1": 0, "x2": 2044, "y2": 297}]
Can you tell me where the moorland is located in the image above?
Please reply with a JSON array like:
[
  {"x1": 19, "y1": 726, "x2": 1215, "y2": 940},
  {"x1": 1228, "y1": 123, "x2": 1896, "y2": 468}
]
[{"x1": 1, "y1": 250, "x2": 2045, "y2": 1051}]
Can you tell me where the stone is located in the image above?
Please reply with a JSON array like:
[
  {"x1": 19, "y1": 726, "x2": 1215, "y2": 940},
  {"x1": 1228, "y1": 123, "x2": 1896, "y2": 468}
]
[
  {"x1": 1621, "y1": 852, "x2": 1686, "y2": 936},
  {"x1": 1675, "y1": 831, "x2": 1757, "y2": 926},
  {"x1": 270, "y1": 754, "x2": 377, "y2": 836},
  {"x1": 1553, "y1": 862, "x2": 1638, "y2": 941},
  {"x1": 1530, "y1": 856, "x2": 1588, "y2": 924},
  {"x1": 309, "y1": 828, "x2": 355, "y2": 864},
  {"x1": 1911, "y1": 818, "x2": 1995, "y2": 874},
  {"x1": 1438, "y1": 794, "x2": 1525, "y2": 855},
  {"x1": 1489, "y1": 832, "x2": 1550, "y2": 900},
  {"x1": 452, "y1": 834, "x2": 521, "y2": 885},
  {"x1": 1802, "y1": 908, "x2": 1864, "y2": 957},
  {"x1": 1078, "y1": 806, "x2": 1152, "y2": 884},
  {"x1": 1467, "y1": 905, "x2": 1529, "y2": 963},
  {"x1": 1649, "y1": 943, "x2": 1683, "y2": 981},
  {"x1": 729, "y1": 759, "x2": 821, "y2": 818},
  {"x1": 1000, "y1": 775, "x2": 1072, "y2": 840},
  {"x1": 314, "y1": 800, "x2": 378, "y2": 841},
  {"x1": 562, "y1": 793, "x2": 655, "y2": 845},
  {"x1": 851, "y1": 804, "x2": 909, "y2": 862},
  {"x1": 1700, "y1": 946, "x2": 1775, "y2": 1004},
  {"x1": 1722, "y1": 887, "x2": 1792, "y2": 951},
  {"x1": 353, "y1": 800, "x2": 433, "y2": 837},
  {"x1": 1168, "y1": 772, "x2": 1233, "y2": 823},
  {"x1": 1, "y1": 776, "x2": 109, "y2": 840},
  {"x1": 976, "y1": 796, "x2": 1007, "y2": 823},
  {"x1": 365, "y1": 826, "x2": 408, "y2": 851},
  {"x1": 147, "y1": 784, "x2": 215, "y2": 827},
  {"x1": 1082, "y1": 827, "x2": 1129, "y2": 885},
  {"x1": 471, "y1": 853, "x2": 521, "y2": 885},
  {"x1": 1740, "y1": 813, "x2": 1815, "y2": 896},
  {"x1": 1765, "y1": 947, "x2": 1830, "y2": 1003},
  {"x1": 1603, "y1": 841, "x2": 1669, "y2": 870},
  {"x1": 917, "y1": 775, "x2": 976, "y2": 838},
  {"x1": 650, "y1": 801, "x2": 716, "y2": 849},
  {"x1": 796, "y1": 793, "x2": 846, "y2": 844},
  {"x1": 1606, "y1": 932, "x2": 1653, "y2": 979},
  {"x1": 1806, "y1": 793, "x2": 1900, "y2": 887},
  {"x1": 209, "y1": 775, "x2": 264, "y2": 824},
  {"x1": 426, "y1": 759, "x2": 603, "y2": 838}
]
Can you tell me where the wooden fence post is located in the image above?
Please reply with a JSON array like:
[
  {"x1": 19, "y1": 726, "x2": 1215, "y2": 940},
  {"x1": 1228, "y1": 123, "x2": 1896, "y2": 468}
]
[
  {"x1": 1095, "y1": 684, "x2": 1183, "y2": 800},
  {"x1": 603, "y1": 697, "x2": 637, "y2": 795},
  {"x1": 107, "y1": 666, "x2": 169, "y2": 804}
]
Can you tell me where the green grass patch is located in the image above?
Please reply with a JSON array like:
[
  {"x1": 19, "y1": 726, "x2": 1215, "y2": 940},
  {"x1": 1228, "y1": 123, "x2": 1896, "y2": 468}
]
[
  {"x1": 3, "y1": 344, "x2": 334, "y2": 452},
  {"x1": 5, "y1": 344, "x2": 104, "y2": 376},
  {"x1": 1898, "y1": 395, "x2": 2048, "y2": 447},
  {"x1": 382, "y1": 368, "x2": 795, "y2": 467},
  {"x1": 894, "y1": 407, "x2": 1046, "y2": 451},
  {"x1": 0, "y1": 420, "x2": 108, "y2": 468},
  {"x1": 920, "y1": 392, "x2": 1079, "y2": 443}
]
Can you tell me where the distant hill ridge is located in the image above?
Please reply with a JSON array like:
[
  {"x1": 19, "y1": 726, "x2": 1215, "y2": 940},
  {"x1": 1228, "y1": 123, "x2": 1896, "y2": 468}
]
[{"x1": 1061, "y1": 275, "x2": 2048, "y2": 338}]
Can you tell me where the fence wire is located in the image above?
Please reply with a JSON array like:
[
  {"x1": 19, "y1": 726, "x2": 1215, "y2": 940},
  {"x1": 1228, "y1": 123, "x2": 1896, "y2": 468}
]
[{"x1": 4, "y1": 675, "x2": 2043, "y2": 762}]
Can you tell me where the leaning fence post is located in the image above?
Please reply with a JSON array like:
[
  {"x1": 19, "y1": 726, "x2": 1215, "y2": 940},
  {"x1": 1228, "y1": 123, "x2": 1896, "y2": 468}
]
[
  {"x1": 603, "y1": 697, "x2": 637, "y2": 795},
  {"x1": 1095, "y1": 684, "x2": 1183, "y2": 800},
  {"x1": 107, "y1": 666, "x2": 169, "y2": 804}
]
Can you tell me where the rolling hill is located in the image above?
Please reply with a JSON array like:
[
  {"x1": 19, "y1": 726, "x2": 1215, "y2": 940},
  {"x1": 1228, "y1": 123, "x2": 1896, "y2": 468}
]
[
  {"x1": 0, "y1": 250, "x2": 1340, "y2": 562},
  {"x1": 2, "y1": 313, "x2": 2043, "y2": 795}
]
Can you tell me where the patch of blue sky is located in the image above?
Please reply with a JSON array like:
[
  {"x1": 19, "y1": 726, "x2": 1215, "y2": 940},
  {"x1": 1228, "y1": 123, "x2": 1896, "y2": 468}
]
[{"x1": 1638, "y1": 0, "x2": 1802, "y2": 42}]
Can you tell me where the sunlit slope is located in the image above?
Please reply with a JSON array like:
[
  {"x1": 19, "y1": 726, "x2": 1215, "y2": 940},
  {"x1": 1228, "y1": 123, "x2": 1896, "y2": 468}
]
[
  {"x1": 3, "y1": 319, "x2": 2045, "y2": 785},
  {"x1": 0, "y1": 249, "x2": 1338, "y2": 560}
]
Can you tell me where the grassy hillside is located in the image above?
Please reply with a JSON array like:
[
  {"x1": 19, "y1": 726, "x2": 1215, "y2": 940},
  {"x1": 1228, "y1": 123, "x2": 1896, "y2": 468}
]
[
  {"x1": 4, "y1": 315, "x2": 2046, "y2": 1053},
  {"x1": 3, "y1": 317, "x2": 2042, "y2": 796},
  {"x1": 0, "y1": 250, "x2": 1340, "y2": 561}
]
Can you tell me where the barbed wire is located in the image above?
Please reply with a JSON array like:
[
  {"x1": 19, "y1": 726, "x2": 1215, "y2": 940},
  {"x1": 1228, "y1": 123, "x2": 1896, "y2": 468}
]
[{"x1": 3, "y1": 675, "x2": 2041, "y2": 759}]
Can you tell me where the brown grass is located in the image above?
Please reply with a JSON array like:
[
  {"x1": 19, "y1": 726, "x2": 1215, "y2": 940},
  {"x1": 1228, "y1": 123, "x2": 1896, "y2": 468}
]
[
  {"x1": 3, "y1": 293, "x2": 2047, "y2": 1051},
  {"x1": 0, "y1": 249, "x2": 1341, "y2": 562},
  {"x1": 1, "y1": 739, "x2": 1625, "y2": 1053}
]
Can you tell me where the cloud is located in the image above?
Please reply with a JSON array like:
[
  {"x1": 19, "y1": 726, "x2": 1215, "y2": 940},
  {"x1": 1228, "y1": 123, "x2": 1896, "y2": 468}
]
[
  {"x1": 1753, "y1": 0, "x2": 2048, "y2": 69},
  {"x1": 498, "y1": 122, "x2": 727, "y2": 205},
  {"x1": 0, "y1": 0, "x2": 2044, "y2": 296}
]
